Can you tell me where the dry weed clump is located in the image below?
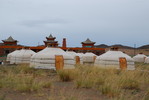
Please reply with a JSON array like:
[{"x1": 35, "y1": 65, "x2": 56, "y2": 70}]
[
  {"x1": 135, "y1": 62, "x2": 149, "y2": 71},
  {"x1": 0, "y1": 65, "x2": 52, "y2": 92},
  {"x1": 57, "y1": 69, "x2": 77, "y2": 82}
]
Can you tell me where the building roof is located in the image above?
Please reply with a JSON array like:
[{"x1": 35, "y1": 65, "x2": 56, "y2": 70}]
[
  {"x1": 2, "y1": 36, "x2": 17, "y2": 42},
  {"x1": 96, "y1": 51, "x2": 133, "y2": 61},
  {"x1": 81, "y1": 38, "x2": 95, "y2": 44},
  {"x1": 47, "y1": 34, "x2": 55, "y2": 39},
  {"x1": 0, "y1": 43, "x2": 4, "y2": 46},
  {"x1": 66, "y1": 51, "x2": 78, "y2": 57},
  {"x1": 133, "y1": 54, "x2": 147, "y2": 62}
]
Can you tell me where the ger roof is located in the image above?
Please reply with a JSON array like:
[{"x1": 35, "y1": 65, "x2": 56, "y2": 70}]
[
  {"x1": 2, "y1": 36, "x2": 17, "y2": 42},
  {"x1": 133, "y1": 54, "x2": 147, "y2": 58},
  {"x1": 31, "y1": 47, "x2": 74, "y2": 59},
  {"x1": 96, "y1": 51, "x2": 133, "y2": 61},
  {"x1": 81, "y1": 38, "x2": 95, "y2": 44},
  {"x1": 83, "y1": 52, "x2": 97, "y2": 57}
]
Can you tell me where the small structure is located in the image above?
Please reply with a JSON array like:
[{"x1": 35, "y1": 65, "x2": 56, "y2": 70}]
[
  {"x1": 44, "y1": 34, "x2": 58, "y2": 47},
  {"x1": 30, "y1": 47, "x2": 75, "y2": 70},
  {"x1": 81, "y1": 38, "x2": 95, "y2": 48},
  {"x1": 1, "y1": 36, "x2": 18, "y2": 56},
  {"x1": 77, "y1": 53, "x2": 84, "y2": 57},
  {"x1": 66, "y1": 51, "x2": 83, "y2": 65},
  {"x1": 94, "y1": 48, "x2": 135, "y2": 70},
  {"x1": 133, "y1": 53, "x2": 147, "y2": 63},
  {"x1": 82, "y1": 52, "x2": 97, "y2": 65},
  {"x1": 6, "y1": 50, "x2": 19, "y2": 62},
  {"x1": 145, "y1": 57, "x2": 149, "y2": 63},
  {"x1": 8, "y1": 49, "x2": 36, "y2": 64},
  {"x1": 62, "y1": 38, "x2": 67, "y2": 48},
  {"x1": 2, "y1": 36, "x2": 18, "y2": 46}
]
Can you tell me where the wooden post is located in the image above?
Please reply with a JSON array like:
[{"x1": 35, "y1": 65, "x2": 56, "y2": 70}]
[
  {"x1": 75, "y1": 56, "x2": 80, "y2": 65},
  {"x1": 144, "y1": 57, "x2": 146, "y2": 62},
  {"x1": 93, "y1": 56, "x2": 97, "y2": 62},
  {"x1": 119, "y1": 57, "x2": 127, "y2": 70},
  {"x1": 55, "y1": 55, "x2": 64, "y2": 70}
]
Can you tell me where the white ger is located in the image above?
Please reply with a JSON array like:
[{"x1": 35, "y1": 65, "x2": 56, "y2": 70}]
[
  {"x1": 94, "y1": 50, "x2": 135, "y2": 70},
  {"x1": 30, "y1": 47, "x2": 75, "y2": 70},
  {"x1": 133, "y1": 53, "x2": 147, "y2": 63},
  {"x1": 82, "y1": 52, "x2": 97, "y2": 65},
  {"x1": 145, "y1": 57, "x2": 149, "y2": 63},
  {"x1": 66, "y1": 51, "x2": 83, "y2": 64},
  {"x1": 7, "y1": 49, "x2": 36, "y2": 64}
]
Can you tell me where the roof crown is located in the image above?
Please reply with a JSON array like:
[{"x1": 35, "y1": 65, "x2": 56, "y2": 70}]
[
  {"x1": 3, "y1": 36, "x2": 17, "y2": 42},
  {"x1": 48, "y1": 34, "x2": 55, "y2": 38},
  {"x1": 82, "y1": 38, "x2": 95, "y2": 44}
]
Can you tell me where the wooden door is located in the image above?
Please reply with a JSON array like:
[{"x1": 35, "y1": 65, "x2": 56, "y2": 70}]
[
  {"x1": 76, "y1": 56, "x2": 80, "y2": 65},
  {"x1": 119, "y1": 57, "x2": 127, "y2": 70},
  {"x1": 55, "y1": 55, "x2": 64, "y2": 70}
]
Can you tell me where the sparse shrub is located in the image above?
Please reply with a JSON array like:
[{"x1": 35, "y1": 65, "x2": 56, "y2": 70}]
[
  {"x1": 101, "y1": 83, "x2": 120, "y2": 97},
  {"x1": 75, "y1": 79, "x2": 82, "y2": 88},
  {"x1": 94, "y1": 77, "x2": 105, "y2": 87},
  {"x1": 142, "y1": 89, "x2": 149, "y2": 100},
  {"x1": 75, "y1": 77, "x2": 94, "y2": 89},
  {"x1": 120, "y1": 79, "x2": 140, "y2": 90},
  {"x1": 0, "y1": 94, "x2": 6, "y2": 100},
  {"x1": 42, "y1": 81, "x2": 51, "y2": 88},
  {"x1": 57, "y1": 70, "x2": 74, "y2": 82},
  {"x1": 64, "y1": 97, "x2": 78, "y2": 100}
]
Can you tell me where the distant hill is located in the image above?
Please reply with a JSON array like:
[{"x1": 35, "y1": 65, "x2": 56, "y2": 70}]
[
  {"x1": 111, "y1": 44, "x2": 134, "y2": 49},
  {"x1": 95, "y1": 44, "x2": 134, "y2": 49},
  {"x1": 95, "y1": 44, "x2": 109, "y2": 48},
  {"x1": 138, "y1": 45, "x2": 149, "y2": 49}
]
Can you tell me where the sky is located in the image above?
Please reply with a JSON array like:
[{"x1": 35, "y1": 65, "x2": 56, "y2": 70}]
[{"x1": 0, "y1": 0, "x2": 149, "y2": 47}]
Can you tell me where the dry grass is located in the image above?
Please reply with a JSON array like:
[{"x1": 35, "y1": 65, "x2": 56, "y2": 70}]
[
  {"x1": 0, "y1": 63, "x2": 149, "y2": 100},
  {"x1": 0, "y1": 64, "x2": 52, "y2": 92},
  {"x1": 57, "y1": 69, "x2": 76, "y2": 82},
  {"x1": 0, "y1": 94, "x2": 6, "y2": 100},
  {"x1": 57, "y1": 64, "x2": 149, "y2": 99},
  {"x1": 135, "y1": 62, "x2": 149, "y2": 71}
]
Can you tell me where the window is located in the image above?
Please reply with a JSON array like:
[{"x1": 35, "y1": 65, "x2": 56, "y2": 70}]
[
  {"x1": 5, "y1": 50, "x2": 10, "y2": 54},
  {"x1": 84, "y1": 46, "x2": 92, "y2": 48}
]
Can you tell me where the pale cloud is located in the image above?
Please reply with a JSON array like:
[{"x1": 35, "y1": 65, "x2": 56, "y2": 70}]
[
  {"x1": 0, "y1": 0, "x2": 149, "y2": 47},
  {"x1": 20, "y1": 19, "x2": 69, "y2": 27}
]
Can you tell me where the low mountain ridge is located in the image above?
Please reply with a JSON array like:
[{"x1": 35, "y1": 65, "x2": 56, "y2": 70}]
[
  {"x1": 95, "y1": 44, "x2": 149, "y2": 49},
  {"x1": 95, "y1": 44, "x2": 134, "y2": 49},
  {"x1": 138, "y1": 45, "x2": 149, "y2": 49}
]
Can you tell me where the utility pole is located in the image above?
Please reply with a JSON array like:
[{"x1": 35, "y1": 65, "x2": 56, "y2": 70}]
[{"x1": 134, "y1": 44, "x2": 136, "y2": 56}]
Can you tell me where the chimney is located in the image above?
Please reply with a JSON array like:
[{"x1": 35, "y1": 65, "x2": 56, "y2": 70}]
[{"x1": 62, "y1": 38, "x2": 67, "y2": 48}]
